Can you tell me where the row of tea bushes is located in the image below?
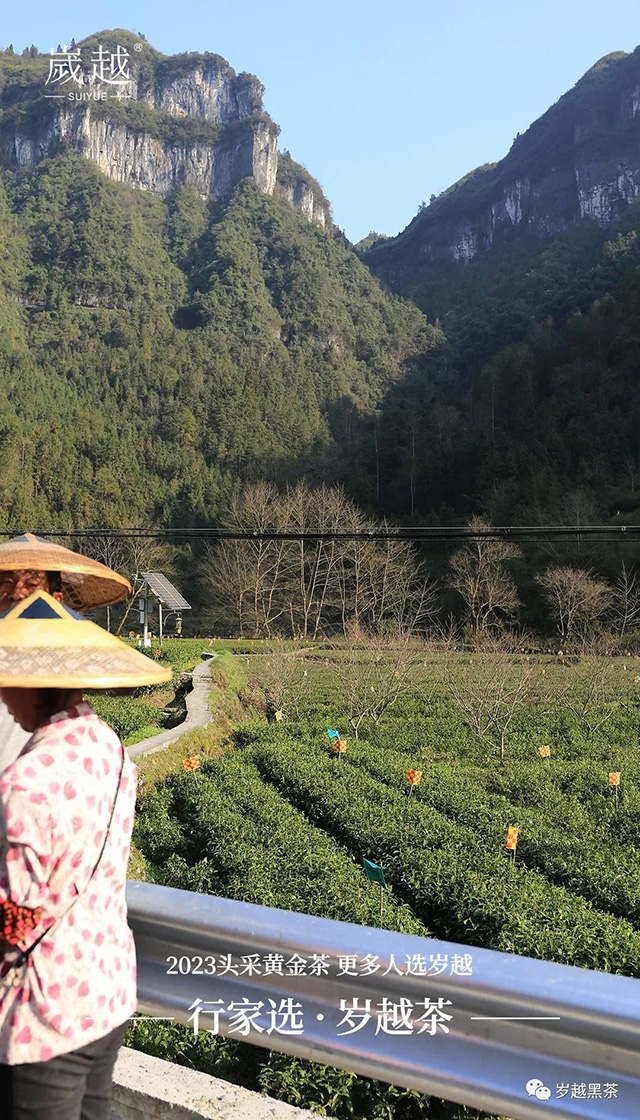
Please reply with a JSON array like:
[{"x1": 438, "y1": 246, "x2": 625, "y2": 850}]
[
  {"x1": 238, "y1": 728, "x2": 640, "y2": 975},
  {"x1": 341, "y1": 741, "x2": 640, "y2": 925},
  {"x1": 134, "y1": 754, "x2": 428, "y2": 935}
]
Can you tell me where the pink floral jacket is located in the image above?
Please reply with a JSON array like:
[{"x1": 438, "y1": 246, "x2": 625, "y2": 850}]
[{"x1": 0, "y1": 702, "x2": 137, "y2": 1064}]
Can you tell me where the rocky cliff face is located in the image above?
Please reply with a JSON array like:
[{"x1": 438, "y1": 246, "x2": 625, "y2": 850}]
[
  {"x1": 276, "y1": 178, "x2": 328, "y2": 228},
  {"x1": 3, "y1": 105, "x2": 278, "y2": 198},
  {"x1": 0, "y1": 32, "x2": 324, "y2": 222},
  {"x1": 365, "y1": 48, "x2": 640, "y2": 281},
  {"x1": 274, "y1": 150, "x2": 330, "y2": 228},
  {"x1": 149, "y1": 62, "x2": 263, "y2": 123}
]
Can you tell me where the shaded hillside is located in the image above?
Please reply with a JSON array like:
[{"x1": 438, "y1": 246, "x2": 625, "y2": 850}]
[
  {"x1": 352, "y1": 46, "x2": 640, "y2": 542},
  {"x1": 374, "y1": 201, "x2": 640, "y2": 379},
  {"x1": 363, "y1": 214, "x2": 640, "y2": 540}
]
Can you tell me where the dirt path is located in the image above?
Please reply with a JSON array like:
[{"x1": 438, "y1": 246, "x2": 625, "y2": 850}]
[{"x1": 128, "y1": 656, "x2": 216, "y2": 759}]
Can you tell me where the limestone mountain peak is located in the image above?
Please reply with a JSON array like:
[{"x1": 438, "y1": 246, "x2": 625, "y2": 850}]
[{"x1": 0, "y1": 30, "x2": 328, "y2": 225}]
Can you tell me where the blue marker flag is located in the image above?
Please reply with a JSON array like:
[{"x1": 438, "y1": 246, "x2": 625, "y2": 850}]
[
  {"x1": 363, "y1": 859, "x2": 386, "y2": 888},
  {"x1": 327, "y1": 729, "x2": 340, "y2": 740}
]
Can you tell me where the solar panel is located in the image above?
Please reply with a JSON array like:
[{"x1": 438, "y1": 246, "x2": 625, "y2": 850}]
[{"x1": 141, "y1": 573, "x2": 191, "y2": 610}]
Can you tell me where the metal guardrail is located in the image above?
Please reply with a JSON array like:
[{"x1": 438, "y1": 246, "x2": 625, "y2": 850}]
[{"x1": 127, "y1": 880, "x2": 640, "y2": 1120}]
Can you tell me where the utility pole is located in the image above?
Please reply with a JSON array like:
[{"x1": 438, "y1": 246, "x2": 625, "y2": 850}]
[{"x1": 141, "y1": 580, "x2": 150, "y2": 648}]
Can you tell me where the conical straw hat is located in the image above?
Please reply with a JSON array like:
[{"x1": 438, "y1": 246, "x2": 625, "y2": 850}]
[
  {"x1": 0, "y1": 534, "x2": 130, "y2": 609},
  {"x1": 0, "y1": 592, "x2": 172, "y2": 689}
]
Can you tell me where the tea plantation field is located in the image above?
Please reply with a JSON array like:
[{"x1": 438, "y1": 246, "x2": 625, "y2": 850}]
[{"x1": 129, "y1": 646, "x2": 640, "y2": 1120}]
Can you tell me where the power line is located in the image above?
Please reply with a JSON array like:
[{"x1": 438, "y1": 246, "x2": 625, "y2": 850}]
[{"x1": 1, "y1": 526, "x2": 639, "y2": 543}]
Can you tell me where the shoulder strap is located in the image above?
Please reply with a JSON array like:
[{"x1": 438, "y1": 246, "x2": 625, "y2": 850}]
[
  {"x1": 87, "y1": 743, "x2": 126, "y2": 877},
  {"x1": 15, "y1": 742, "x2": 126, "y2": 967}
]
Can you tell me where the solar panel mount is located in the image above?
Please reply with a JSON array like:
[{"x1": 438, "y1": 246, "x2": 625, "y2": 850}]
[{"x1": 141, "y1": 572, "x2": 191, "y2": 610}]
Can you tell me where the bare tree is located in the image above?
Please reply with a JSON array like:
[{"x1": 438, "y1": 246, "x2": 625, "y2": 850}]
[
  {"x1": 448, "y1": 517, "x2": 520, "y2": 645},
  {"x1": 201, "y1": 536, "x2": 254, "y2": 637},
  {"x1": 202, "y1": 482, "x2": 295, "y2": 637},
  {"x1": 536, "y1": 566, "x2": 613, "y2": 645},
  {"x1": 73, "y1": 533, "x2": 173, "y2": 634},
  {"x1": 363, "y1": 524, "x2": 439, "y2": 635},
  {"x1": 239, "y1": 483, "x2": 294, "y2": 637},
  {"x1": 281, "y1": 484, "x2": 434, "y2": 639},
  {"x1": 609, "y1": 563, "x2": 640, "y2": 645},
  {"x1": 260, "y1": 647, "x2": 307, "y2": 720},
  {"x1": 335, "y1": 512, "x2": 437, "y2": 637},
  {"x1": 336, "y1": 510, "x2": 379, "y2": 634},
  {"x1": 443, "y1": 632, "x2": 545, "y2": 765},
  {"x1": 202, "y1": 481, "x2": 438, "y2": 638},
  {"x1": 560, "y1": 656, "x2": 620, "y2": 739},
  {"x1": 114, "y1": 536, "x2": 175, "y2": 636},
  {"x1": 285, "y1": 483, "x2": 350, "y2": 639},
  {"x1": 74, "y1": 533, "x2": 129, "y2": 632},
  {"x1": 330, "y1": 623, "x2": 428, "y2": 739}
]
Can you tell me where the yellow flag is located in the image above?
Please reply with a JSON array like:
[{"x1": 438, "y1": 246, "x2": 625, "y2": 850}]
[{"x1": 506, "y1": 827, "x2": 519, "y2": 851}]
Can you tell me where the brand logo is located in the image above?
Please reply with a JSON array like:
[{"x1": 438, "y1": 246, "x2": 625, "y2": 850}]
[
  {"x1": 526, "y1": 1079, "x2": 551, "y2": 1102},
  {"x1": 526, "y1": 1078, "x2": 619, "y2": 1102},
  {"x1": 44, "y1": 43, "x2": 136, "y2": 101}
]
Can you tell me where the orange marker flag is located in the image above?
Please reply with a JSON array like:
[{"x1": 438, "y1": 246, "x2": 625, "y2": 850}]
[
  {"x1": 609, "y1": 772, "x2": 621, "y2": 786},
  {"x1": 506, "y1": 827, "x2": 519, "y2": 851},
  {"x1": 183, "y1": 756, "x2": 201, "y2": 772},
  {"x1": 274, "y1": 710, "x2": 284, "y2": 721},
  {"x1": 538, "y1": 745, "x2": 551, "y2": 758},
  {"x1": 406, "y1": 769, "x2": 422, "y2": 785},
  {"x1": 333, "y1": 740, "x2": 347, "y2": 754}
]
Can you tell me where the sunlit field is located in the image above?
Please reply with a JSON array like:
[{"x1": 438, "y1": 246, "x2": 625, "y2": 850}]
[{"x1": 126, "y1": 641, "x2": 640, "y2": 1120}]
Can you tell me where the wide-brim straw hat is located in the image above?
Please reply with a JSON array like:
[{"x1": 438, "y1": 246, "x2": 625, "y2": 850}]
[
  {"x1": 0, "y1": 534, "x2": 131, "y2": 610},
  {"x1": 0, "y1": 591, "x2": 172, "y2": 689}
]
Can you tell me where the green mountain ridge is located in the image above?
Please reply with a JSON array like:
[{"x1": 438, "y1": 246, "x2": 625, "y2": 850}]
[
  {"x1": 364, "y1": 45, "x2": 640, "y2": 286},
  {"x1": 0, "y1": 30, "x2": 333, "y2": 229},
  {"x1": 0, "y1": 147, "x2": 438, "y2": 529},
  {"x1": 2, "y1": 30, "x2": 640, "y2": 597},
  {"x1": 343, "y1": 46, "x2": 640, "y2": 544}
]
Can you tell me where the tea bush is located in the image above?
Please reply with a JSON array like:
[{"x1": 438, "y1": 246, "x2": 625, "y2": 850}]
[
  {"x1": 89, "y1": 694, "x2": 161, "y2": 741},
  {"x1": 130, "y1": 653, "x2": 640, "y2": 1119}
]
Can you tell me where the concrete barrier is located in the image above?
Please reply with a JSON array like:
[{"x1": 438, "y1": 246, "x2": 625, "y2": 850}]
[{"x1": 110, "y1": 1046, "x2": 331, "y2": 1120}]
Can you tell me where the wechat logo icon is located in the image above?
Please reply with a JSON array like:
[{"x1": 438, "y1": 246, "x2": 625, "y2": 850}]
[{"x1": 526, "y1": 1079, "x2": 552, "y2": 1102}]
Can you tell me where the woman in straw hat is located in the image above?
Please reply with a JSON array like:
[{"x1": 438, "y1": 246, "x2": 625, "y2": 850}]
[
  {"x1": 0, "y1": 590, "x2": 170, "y2": 1120},
  {"x1": 0, "y1": 534, "x2": 131, "y2": 776}
]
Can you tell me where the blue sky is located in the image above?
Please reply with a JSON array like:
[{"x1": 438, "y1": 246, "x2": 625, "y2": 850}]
[{"x1": 3, "y1": 1, "x2": 639, "y2": 242}]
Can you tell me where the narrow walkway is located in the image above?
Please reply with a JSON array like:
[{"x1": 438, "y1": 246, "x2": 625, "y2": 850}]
[{"x1": 128, "y1": 656, "x2": 216, "y2": 759}]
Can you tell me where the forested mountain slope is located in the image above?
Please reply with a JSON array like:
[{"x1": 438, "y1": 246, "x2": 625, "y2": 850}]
[
  {"x1": 354, "y1": 47, "x2": 640, "y2": 533},
  {"x1": 4, "y1": 32, "x2": 640, "y2": 553},
  {"x1": 364, "y1": 48, "x2": 640, "y2": 285},
  {"x1": 0, "y1": 152, "x2": 439, "y2": 528},
  {"x1": 366, "y1": 220, "x2": 640, "y2": 527}
]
